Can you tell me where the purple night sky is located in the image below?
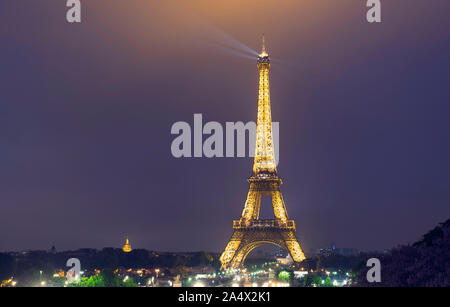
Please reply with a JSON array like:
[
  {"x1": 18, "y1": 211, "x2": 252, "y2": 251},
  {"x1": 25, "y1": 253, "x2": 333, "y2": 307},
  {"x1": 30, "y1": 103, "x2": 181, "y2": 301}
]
[{"x1": 1, "y1": 0, "x2": 450, "y2": 253}]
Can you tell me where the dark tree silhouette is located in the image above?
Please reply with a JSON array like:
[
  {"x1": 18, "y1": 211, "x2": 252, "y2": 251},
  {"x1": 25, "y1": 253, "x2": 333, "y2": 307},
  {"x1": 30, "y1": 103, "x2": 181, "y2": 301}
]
[{"x1": 355, "y1": 218, "x2": 450, "y2": 287}]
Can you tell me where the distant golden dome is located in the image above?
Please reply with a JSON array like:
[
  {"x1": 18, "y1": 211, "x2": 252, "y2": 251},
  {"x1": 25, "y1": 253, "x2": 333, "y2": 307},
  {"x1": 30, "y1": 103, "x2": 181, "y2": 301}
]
[{"x1": 122, "y1": 237, "x2": 132, "y2": 252}]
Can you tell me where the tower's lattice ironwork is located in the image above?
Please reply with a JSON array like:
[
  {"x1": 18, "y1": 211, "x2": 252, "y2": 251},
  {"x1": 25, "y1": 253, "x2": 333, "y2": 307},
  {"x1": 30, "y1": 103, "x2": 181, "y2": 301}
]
[{"x1": 220, "y1": 36, "x2": 306, "y2": 269}]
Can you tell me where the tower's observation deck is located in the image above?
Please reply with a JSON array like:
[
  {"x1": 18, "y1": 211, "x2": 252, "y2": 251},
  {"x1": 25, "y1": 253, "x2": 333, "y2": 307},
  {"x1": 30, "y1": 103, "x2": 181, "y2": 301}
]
[{"x1": 233, "y1": 219, "x2": 295, "y2": 230}]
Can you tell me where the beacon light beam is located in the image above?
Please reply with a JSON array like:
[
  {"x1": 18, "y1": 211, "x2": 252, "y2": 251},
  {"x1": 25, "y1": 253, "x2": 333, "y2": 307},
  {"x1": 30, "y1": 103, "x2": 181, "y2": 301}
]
[
  {"x1": 202, "y1": 40, "x2": 257, "y2": 61},
  {"x1": 197, "y1": 19, "x2": 258, "y2": 57}
]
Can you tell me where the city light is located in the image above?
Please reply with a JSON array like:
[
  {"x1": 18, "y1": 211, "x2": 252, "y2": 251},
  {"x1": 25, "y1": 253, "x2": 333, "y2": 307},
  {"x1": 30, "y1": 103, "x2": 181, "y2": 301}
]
[{"x1": 192, "y1": 281, "x2": 205, "y2": 287}]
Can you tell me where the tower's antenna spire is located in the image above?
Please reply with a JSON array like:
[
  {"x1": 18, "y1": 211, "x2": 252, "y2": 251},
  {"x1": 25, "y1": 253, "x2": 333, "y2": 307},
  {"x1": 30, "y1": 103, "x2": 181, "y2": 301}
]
[
  {"x1": 262, "y1": 33, "x2": 266, "y2": 54},
  {"x1": 259, "y1": 33, "x2": 268, "y2": 58}
]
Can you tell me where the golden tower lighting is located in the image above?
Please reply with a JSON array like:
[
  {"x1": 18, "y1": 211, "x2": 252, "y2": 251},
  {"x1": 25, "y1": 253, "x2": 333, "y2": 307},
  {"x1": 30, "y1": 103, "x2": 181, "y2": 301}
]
[
  {"x1": 122, "y1": 237, "x2": 132, "y2": 252},
  {"x1": 219, "y1": 35, "x2": 306, "y2": 269}
]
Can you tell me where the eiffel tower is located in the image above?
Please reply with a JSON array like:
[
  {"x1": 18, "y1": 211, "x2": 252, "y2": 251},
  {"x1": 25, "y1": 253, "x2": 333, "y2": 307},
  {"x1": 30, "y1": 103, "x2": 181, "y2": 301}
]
[{"x1": 219, "y1": 36, "x2": 306, "y2": 269}]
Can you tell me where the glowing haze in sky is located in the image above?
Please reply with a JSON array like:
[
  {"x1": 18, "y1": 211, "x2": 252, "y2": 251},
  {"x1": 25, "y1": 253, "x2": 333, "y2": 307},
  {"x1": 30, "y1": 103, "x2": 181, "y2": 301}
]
[{"x1": 1, "y1": 0, "x2": 450, "y2": 253}]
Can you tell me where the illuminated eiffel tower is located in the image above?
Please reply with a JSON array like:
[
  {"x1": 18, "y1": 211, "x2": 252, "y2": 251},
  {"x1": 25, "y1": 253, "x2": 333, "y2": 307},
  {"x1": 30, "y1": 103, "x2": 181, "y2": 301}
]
[{"x1": 220, "y1": 36, "x2": 306, "y2": 269}]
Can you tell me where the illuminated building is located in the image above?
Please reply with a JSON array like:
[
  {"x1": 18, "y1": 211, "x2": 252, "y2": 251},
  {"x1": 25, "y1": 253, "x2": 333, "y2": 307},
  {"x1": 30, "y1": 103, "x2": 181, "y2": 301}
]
[
  {"x1": 220, "y1": 35, "x2": 306, "y2": 269},
  {"x1": 172, "y1": 275, "x2": 182, "y2": 287},
  {"x1": 122, "y1": 237, "x2": 132, "y2": 252},
  {"x1": 276, "y1": 254, "x2": 294, "y2": 265}
]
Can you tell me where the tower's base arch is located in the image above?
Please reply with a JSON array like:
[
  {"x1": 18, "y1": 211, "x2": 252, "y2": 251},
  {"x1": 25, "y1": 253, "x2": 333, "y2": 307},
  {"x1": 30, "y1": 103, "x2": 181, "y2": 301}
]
[{"x1": 221, "y1": 224, "x2": 305, "y2": 269}]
